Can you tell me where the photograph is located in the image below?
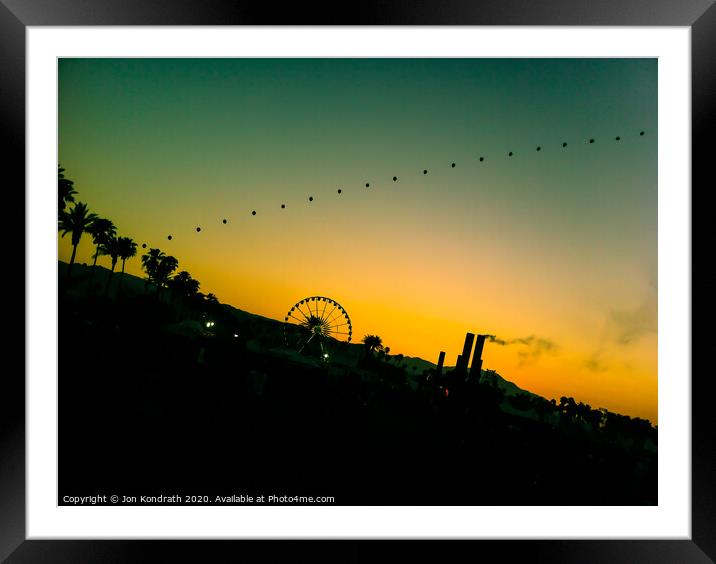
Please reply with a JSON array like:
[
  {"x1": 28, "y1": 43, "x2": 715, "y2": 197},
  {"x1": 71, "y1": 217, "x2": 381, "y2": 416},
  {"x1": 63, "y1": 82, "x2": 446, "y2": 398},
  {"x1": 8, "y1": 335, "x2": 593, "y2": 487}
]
[
  {"x1": 0, "y1": 0, "x2": 706, "y2": 555},
  {"x1": 56, "y1": 57, "x2": 658, "y2": 507}
]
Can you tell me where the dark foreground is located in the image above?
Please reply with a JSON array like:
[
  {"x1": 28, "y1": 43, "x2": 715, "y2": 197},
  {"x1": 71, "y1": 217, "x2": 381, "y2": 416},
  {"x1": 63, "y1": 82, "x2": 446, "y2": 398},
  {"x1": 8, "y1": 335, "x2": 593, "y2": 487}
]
[{"x1": 59, "y1": 287, "x2": 656, "y2": 506}]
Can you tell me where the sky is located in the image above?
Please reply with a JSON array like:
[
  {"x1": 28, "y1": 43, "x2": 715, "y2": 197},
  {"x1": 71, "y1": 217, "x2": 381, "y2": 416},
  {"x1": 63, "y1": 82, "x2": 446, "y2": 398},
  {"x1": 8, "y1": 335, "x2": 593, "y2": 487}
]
[{"x1": 58, "y1": 58, "x2": 658, "y2": 422}]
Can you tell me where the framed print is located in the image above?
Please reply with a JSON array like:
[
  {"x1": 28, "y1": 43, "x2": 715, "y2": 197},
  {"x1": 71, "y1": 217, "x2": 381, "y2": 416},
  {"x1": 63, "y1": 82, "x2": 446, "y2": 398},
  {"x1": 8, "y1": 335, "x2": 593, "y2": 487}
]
[{"x1": 3, "y1": 1, "x2": 710, "y2": 562}]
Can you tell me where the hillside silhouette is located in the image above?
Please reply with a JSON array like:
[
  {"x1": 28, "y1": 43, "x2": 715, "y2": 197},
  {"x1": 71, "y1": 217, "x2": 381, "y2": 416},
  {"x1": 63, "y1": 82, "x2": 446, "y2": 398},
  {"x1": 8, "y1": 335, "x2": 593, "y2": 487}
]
[
  {"x1": 59, "y1": 261, "x2": 567, "y2": 409},
  {"x1": 58, "y1": 259, "x2": 657, "y2": 506}
]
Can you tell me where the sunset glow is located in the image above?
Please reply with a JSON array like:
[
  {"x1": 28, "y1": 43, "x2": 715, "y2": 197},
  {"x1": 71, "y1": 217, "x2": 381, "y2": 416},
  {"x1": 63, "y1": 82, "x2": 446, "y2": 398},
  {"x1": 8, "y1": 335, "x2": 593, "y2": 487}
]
[{"x1": 59, "y1": 58, "x2": 657, "y2": 422}]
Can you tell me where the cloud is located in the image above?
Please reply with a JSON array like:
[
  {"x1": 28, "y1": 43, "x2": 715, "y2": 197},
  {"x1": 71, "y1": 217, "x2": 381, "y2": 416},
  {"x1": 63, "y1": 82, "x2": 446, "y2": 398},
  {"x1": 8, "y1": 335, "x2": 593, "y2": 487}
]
[
  {"x1": 610, "y1": 298, "x2": 657, "y2": 346},
  {"x1": 485, "y1": 334, "x2": 558, "y2": 365},
  {"x1": 585, "y1": 273, "x2": 657, "y2": 372}
]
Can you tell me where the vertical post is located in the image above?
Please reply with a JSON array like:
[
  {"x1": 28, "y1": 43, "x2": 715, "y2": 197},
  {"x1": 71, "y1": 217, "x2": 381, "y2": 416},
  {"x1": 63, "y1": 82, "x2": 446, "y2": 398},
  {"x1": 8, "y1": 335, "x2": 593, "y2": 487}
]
[
  {"x1": 469, "y1": 334, "x2": 487, "y2": 380},
  {"x1": 436, "y1": 351, "x2": 445, "y2": 376},
  {"x1": 457, "y1": 332, "x2": 475, "y2": 372}
]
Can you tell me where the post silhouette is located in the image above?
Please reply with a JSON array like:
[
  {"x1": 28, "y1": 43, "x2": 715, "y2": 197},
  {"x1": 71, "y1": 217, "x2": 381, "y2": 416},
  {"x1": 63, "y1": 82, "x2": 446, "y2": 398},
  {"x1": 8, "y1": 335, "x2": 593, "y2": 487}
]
[
  {"x1": 456, "y1": 332, "x2": 475, "y2": 373},
  {"x1": 469, "y1": 334, "x2": 487, "y2": 380},
  {"x1": 436, "y1": 351, "x2": 445, "y2": 376}
]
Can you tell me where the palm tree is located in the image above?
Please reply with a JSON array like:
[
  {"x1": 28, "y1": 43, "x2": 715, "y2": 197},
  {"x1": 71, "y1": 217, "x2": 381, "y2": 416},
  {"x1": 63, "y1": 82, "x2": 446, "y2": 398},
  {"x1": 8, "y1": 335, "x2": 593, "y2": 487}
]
[
  {"x1": 362, "y1": 334, "x2": 383, "y2": 352},
  {"x1": 86, "y1": 218, "x2": 116, "y2": 287},
  {"x1": 362, "y1": 334, "x2": 383, "y2": 354},
  {"x1": 99, "y1": 235, "x2": 120, "y2": 296},
  {"x1": 168, "y1": 271, "x2": 187, "y2": 301},
  {"x1": 169, "y1": 271, "x2": 201, "y2": 316},
  {"x1": 204, "y1": 292, "x2": 221, "y2": 315},
  {"x1": 141, "y1": 248, "x2": 165, "y2": 292},
  {"x1": 185, "y1": 278, "x2": 200, "y2": 299},
  {"x1": 154, "y1": 255, "x2": 179, "y2": 300},
  {"x1": 361, "y1": 334, "x2": 383, "y2": 363},
  {"x1": 58, "y1": 166, "x2": 77, "y2": 217},
  {"x1": 115, "y1": 236, "x2": 138, "y2": 296},
  {"x1": 168, "y1": 270, "x2": 192, "y2": 299},
  {"x1": 167, "y1": 271, "x2": 200, "y2": 315},
  {"x1": 59, "y1": 202, "x2": 97, "y2": 280}
]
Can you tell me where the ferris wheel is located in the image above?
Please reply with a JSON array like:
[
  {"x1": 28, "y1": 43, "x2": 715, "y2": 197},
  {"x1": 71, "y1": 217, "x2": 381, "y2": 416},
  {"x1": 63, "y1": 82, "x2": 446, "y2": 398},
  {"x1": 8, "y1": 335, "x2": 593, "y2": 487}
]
[{"x1": 283, "y1": 296, "x2": 352, "y2": 357}]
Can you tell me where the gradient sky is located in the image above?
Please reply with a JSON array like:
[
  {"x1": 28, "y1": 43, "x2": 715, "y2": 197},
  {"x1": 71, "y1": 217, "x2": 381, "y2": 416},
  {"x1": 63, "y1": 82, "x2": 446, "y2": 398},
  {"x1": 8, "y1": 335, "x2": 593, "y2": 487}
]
[{"x1": 58, "y1": 58, "x2": 657, "y2": 422}]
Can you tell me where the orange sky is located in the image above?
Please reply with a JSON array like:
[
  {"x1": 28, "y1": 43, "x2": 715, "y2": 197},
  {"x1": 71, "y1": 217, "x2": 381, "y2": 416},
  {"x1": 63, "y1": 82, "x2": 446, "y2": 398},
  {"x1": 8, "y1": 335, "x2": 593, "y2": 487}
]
[{"x1": 59, "y1": 58, "x2": 658, "y2": 422}]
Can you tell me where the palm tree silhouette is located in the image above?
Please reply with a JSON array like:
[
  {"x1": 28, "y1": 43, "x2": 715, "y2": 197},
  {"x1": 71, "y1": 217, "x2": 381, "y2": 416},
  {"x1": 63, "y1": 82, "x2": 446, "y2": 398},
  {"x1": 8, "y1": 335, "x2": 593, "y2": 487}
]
[
  {"x1": 99, "y1": 235, "x2": 120, "y2": 296},
  {"x1": 168, "y1": 271, "x2": 200, "y2": 315},
  {"x1": 203, "y1": 292, "x2": 221, "y2": 316},
  {"x1": 141, "y1": 248, "x2": 166, "y2": 293},
  {"x1": 116, "y1": 236, "x2": 138, "y2": 296},
  {"x1": 154, "y1": 255, "x2": 179, "y2": 300},
  {"x1": 86, "y1": 218, "x2": 116, "y2": 287},
  {"x1": 59, "y1": 201, "x2": 97, "y2": 280},
  {"x1": 58, "y1": 166, "x2": 77, "y2": 217},
  {"x1": 362, "y1": 334, "x2": 383, "y2": 354},
  {"x1": 185, "y1": 277, "x2": 200, "y2": 298},
  {"x1": 168, "y1": 270, "x2": 191, "y2": 301},
  {"x1": 361, "y1": 334, "x2": 383, "y2": 363}
]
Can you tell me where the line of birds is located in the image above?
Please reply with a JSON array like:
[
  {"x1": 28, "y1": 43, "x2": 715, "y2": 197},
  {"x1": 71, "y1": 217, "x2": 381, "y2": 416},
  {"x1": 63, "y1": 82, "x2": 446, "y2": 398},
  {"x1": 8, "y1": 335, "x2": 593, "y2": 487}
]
[{"x1": 140, "y1": 129, "x2": 647, "y2": 250}]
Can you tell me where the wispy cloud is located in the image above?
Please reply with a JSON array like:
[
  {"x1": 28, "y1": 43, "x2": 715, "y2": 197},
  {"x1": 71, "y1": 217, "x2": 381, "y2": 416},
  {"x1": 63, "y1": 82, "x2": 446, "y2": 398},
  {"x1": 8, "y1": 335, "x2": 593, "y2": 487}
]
[
  {"x1": 610, "y1": 296, "x2": 657, "y2": 346},
  {"x1": 585, "y1": 272, "x2": 657, "y2": 372}
]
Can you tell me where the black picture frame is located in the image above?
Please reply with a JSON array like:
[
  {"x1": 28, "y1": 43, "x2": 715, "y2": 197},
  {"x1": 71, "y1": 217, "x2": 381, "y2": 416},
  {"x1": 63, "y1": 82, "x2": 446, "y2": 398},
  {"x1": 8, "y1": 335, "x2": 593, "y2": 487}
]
[{"x1": 2, "y1": 1, "x2": 708, "y2": 562}]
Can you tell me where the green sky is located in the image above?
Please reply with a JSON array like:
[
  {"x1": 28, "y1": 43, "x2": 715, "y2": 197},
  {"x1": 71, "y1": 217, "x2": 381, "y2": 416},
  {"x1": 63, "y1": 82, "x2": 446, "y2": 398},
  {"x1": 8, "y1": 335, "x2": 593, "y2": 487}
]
[{"x1": 59, "y1": 58, "x2": 658, "y2": 421}]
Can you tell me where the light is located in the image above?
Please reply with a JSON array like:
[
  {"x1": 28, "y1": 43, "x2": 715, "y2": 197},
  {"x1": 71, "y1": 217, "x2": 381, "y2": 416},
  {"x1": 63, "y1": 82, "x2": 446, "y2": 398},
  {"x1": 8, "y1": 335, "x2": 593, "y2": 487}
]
[
  {"x1": 323, "y1": 353, "x2": 329, "y2": 359},
  {"x1": 233, "y1": 334, "x2": 239, "y2": 338}
]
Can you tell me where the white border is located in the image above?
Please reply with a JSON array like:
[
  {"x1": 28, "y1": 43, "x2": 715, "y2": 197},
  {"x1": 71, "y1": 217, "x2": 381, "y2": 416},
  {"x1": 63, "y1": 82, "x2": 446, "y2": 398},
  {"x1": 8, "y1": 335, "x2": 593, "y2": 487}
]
[{"x1": 27, "y1": 27, "x2": 691, "y2": 538}]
